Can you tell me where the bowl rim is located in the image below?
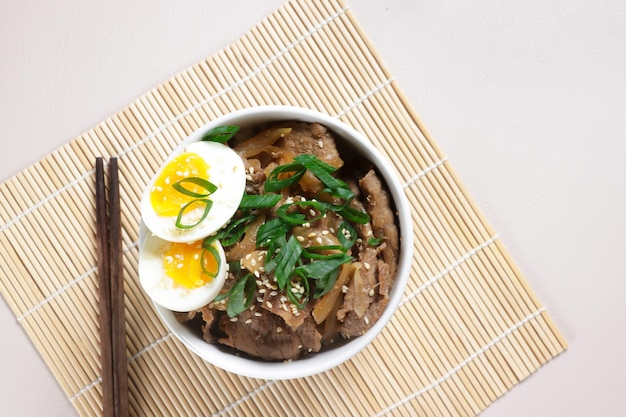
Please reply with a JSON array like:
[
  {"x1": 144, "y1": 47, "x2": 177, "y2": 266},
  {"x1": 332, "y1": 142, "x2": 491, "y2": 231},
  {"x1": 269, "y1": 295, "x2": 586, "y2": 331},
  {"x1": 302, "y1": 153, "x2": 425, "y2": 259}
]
[{"x1": 142, "y1": 105, "x2": 414, "y2": 380}]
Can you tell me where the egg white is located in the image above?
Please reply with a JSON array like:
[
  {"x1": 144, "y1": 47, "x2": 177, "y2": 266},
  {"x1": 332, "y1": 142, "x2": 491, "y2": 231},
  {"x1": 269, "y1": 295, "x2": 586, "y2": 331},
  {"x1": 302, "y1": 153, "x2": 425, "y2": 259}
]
[
  {"x1": 139, "y1": 234, "x2": 227, "y2": 312},
  {"x1": 140, "y1": 141, "x2": 246, "y2": 243}
]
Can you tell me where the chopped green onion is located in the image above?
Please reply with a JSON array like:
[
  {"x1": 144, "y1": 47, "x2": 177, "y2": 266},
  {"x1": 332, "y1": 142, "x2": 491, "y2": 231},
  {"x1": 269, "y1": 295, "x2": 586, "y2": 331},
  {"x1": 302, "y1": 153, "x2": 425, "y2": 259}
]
[
  {"x1": 201, "y1": 125, "x2": 240, "y2": 143},
  {"x1": 294, "y1": 254, "x2": 351, "y2": 280},
  {"x1": 295, "y1": 253, "x2": 351, "y2": 298},
  {"x1": 301, "y1": 246, "x2": 347, "y2": 258},
  {"x1": 337, "y1": 221, "x2": 357, "y2": 248},
  {"x1": 335, "y1": 204, "x2": 371, "y2": 224},
  {"x1": 314, "y1": 266, "x2": 342, "y2": 298},
  {"x1": 200, "y1": 244, "x2": 221, "y2": 278},
  {"x1": 367, "y1": 236, "x2": 383, "y2": 246},
  {"x1": 275, "y1": 200, "x2": 329, "y2": 225},
  {"x1": 273, "y1": 235, "x2": 303, "y2": 290},
  {"x1": 293, "y1": 154, "x2": 354, "y2": 200},
  {"x1": 264, "y1": 162, "x2": 306, "y2": 192},
  {"x1": 172, "y1": 177, "x2": 217, "y2": 198},
  {"x1": 219, "y1": 213, "x2": 256, "y2": 246},
  {"x1": 256, "y1": 217, "x2": 289, "y2": 247},
  {"x1": 239, "y1": 193, "x2": 281, "y2": 209},
  {"x1": 286, "y1": 275, "x2": 309, "y2": 309},
  {"x1": 175, "y1": 198, "x2": 212, "y2": 229},
  {"x1": 213, "y1": 273, "x2": 256, "y2": 317},
  {"x1": 263, "y1": 234, "x2": 286, "y2": 274}
]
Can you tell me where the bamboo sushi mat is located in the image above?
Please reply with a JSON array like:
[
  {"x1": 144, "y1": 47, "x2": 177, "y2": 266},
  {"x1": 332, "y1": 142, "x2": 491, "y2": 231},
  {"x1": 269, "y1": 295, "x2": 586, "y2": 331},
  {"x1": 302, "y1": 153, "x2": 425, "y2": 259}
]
[{"x1": 0, "y1": 0, "x2": 567, "y2": 416}]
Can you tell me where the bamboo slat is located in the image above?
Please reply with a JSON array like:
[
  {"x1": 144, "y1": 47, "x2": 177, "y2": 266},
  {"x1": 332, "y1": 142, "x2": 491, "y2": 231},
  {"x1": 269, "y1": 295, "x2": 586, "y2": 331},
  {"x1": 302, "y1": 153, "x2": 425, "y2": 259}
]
[{"x1": 0, "y1": 0, "x2": 566, "y2": 416}]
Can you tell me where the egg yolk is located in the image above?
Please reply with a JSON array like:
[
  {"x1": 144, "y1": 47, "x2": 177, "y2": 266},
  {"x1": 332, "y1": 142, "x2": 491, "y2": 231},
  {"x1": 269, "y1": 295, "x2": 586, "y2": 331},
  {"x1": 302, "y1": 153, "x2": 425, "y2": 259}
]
[
  {"x1": 162, "y1": 241, "x2": 219, "y2": 289},
  {"x1": 150, "y1": 152, "x2": 211, "y2": 217}
]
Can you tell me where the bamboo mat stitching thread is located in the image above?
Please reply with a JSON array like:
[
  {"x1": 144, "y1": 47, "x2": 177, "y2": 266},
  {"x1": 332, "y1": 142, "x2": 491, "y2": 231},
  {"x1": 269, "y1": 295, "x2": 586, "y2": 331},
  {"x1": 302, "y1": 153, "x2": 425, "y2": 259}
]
[
  {"x1": 0, "y1": 5, "x2": 349, "y2": 236},
  {"x1": 400, "y1": 235, "x2": 499, "y2": 307},
  {"x1": 17, "y1": 241, "x2": 139, "y2": 321},
  {"x1": 212, "y1": 380, "x2": 277, "y2": 417},
  {"x1": 335, "y1": 78, "x2": 394, "y2": 118},
  {"x1": 373, "y1": 307, "x2": 547, "y2": 417},
  {"x1": 68, "y1": 332, "x2": 175, "y2": 403}
]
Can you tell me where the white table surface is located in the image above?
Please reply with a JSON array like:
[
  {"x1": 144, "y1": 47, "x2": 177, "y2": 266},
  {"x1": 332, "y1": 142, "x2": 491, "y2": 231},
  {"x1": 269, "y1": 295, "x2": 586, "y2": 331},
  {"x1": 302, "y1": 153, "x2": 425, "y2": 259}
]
[{"x1": 2, "y1": 1, "x2": 625, "y2": 416}]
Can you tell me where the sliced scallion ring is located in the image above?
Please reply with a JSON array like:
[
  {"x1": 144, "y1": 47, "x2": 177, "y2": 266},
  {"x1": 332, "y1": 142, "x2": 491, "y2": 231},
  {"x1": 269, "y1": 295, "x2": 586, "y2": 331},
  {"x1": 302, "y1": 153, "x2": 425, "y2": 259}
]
[
  {"x1": 172, "y1": 177, "x2": 217, "y2": 198},
  {"x1": 175, "y1": 198, "x2": 212, "y2": 229},
  {"x1": 200, "y1": 244, "x2": 221, "y2": 278}
]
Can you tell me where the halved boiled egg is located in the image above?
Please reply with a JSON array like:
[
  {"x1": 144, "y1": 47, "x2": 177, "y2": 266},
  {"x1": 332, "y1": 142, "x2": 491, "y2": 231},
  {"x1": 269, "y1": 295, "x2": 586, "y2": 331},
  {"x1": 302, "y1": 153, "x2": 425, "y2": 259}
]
[
  {"x1": 139, "y1": 234, "x2": 227, "y2": 311},
  {"x1": 140, "y1": 141, "x2": 246, "y2": 242}
]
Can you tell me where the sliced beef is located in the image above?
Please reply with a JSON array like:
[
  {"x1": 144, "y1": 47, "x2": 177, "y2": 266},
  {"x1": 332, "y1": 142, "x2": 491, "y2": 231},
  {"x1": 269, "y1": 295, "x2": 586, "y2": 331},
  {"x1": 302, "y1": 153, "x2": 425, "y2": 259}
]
[
  {"x1": 218, "y1": 308, "x2": 321, "y2": 361},
  {"x1": 277, "y1": 122, "x2": 343, "y2": 169},
  {"x1": 359, "y1": 169, "x2": 399, "y2": 278}
]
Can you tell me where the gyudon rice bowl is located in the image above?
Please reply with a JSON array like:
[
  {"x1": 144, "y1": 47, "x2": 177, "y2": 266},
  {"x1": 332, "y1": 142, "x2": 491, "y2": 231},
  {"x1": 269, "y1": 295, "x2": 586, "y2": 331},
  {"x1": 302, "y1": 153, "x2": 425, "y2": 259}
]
[{"x1": 139, "y1": 106, "x2": 412, "y2": 379}]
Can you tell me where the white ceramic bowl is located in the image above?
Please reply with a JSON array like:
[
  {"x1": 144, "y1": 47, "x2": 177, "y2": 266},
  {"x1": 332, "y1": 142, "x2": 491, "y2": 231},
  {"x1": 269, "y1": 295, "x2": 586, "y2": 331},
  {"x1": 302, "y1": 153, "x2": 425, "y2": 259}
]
[{"x1": 141, "y1": 105, "x2": 413, "y2": 380}]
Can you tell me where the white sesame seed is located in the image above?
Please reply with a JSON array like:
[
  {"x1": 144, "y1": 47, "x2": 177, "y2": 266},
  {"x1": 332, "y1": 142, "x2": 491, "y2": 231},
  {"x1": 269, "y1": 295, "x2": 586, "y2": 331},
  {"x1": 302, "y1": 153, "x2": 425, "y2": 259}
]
[
  {"x1": 318, "y1": 140, "x2": 324, "y2": 148},
  {"x1": 276, "y1": 327, "x2": 282, "y2": 333},
  {"x1": 249, "y1": 166, "x2": 255, "y2": 174},
  {"x1": 296, "y1": 235, "x2": 305, "y2": 242},
  {"x1": 270, "y1": 291, "x2": 278, "y2": 296},
  {"x1": 266, "y1": 301, "x2": 273, "y2": 308},
  {"x1": 364, "y1": 262, "x2": 371, "y2": 270},
  {"x1": 369, "y1": 288, "x2": 375, "y2": 297},
  {"x1": 245, "y1": 174, "x2": 253, "y2": 181},
  {"x1": 245, "y1": 319, "x2": 252, "y2": 324},
  {"x1": 251, "y1": 258, "x2": 257, "y2": 266},
  {"x1": 316, "y1": 237, "x2": 323, "y2": 244},
  {"x1": 309, "y1": 209, "x2": 316, "y2": 217},
  {"x1": 230, "y1": 317, "x2": 238, "y2": 322},
  {"x1": 254, "y1": 312, "x2": 262, "y2": 317},
  {"x1": 176, "y1": 263, "x2": 184, "y2": 269},
  {"x1": 254, "y1": 270, "x2": 260, "y2": 278},
  {"x1": 322, "y1": 230, "x2": 329, "y2": 235},
  {"x1": 342, "y1": 285, "x2": 349, "y2": 293},
  {"x1": 308, "y1": 232, "x2": 316, "y2": 238},
  {"x1": 259, "y1": 288, "x2": 266, "y2": 294}
]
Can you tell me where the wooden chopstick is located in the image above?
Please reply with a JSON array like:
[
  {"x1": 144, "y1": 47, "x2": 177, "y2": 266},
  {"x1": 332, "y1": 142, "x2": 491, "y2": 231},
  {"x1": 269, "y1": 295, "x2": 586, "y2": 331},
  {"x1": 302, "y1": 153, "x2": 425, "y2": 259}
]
[{"x1": 96, "y1": 157, "x2": 129, "y2": 417}]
